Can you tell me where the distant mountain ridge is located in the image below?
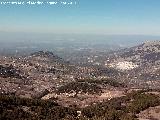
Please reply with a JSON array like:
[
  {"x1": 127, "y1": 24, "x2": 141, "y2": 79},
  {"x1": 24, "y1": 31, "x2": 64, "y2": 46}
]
[
  {"x1": 31, "y1": 51, "x2": 59, "y2": 58},
  {"x1": 107, "y1": 40, "x2": 160, "y2": 89},
  {"x1": 117, "y1": 40, "x2": 160, "y2": 65}
]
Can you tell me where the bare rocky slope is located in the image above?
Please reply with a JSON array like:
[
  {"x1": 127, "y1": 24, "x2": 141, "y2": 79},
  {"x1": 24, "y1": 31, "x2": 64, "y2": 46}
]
[{"x1": 106, "y1": 41, "x2": 160, "y2": 89}]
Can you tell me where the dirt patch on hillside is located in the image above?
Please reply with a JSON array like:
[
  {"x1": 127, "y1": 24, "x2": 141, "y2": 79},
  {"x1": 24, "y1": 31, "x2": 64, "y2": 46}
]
[{"x1": 138, "y1": 105, "x2": 160, "y2": 120}]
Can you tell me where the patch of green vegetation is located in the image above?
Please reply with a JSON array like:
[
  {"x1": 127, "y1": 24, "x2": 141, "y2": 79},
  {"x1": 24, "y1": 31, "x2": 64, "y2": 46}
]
[
  {"x1": 81, "y1": 90, "x2": 160, "y2": 120},
  {"x1": 57, "y1": 82, "x2": 102, "y2": 95},
  {"x1": 78, "y1": 78, "x2": 126, "y2": 87},
  {"x1": 0, "y1": 90, "x2": 160, "y2": 120},
  {"x1": 0, "y1": 94, "x2": 77, "y2": 120}
]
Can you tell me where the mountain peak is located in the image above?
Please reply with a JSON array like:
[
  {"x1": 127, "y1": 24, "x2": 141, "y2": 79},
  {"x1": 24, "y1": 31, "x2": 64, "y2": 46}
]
[
  {"x1": 30, "y1": 51, "x2": 59, "y2": 58},
  {"x1": 135, "y1": 40, "x2": 160, "y2": 53},
  {"x1": 143, "y1": 40, "x2": 160, "y2": 46}
]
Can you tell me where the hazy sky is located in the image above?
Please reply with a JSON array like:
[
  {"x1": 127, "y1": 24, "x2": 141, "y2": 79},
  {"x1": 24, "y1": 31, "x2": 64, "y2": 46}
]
[{"x1": 0, "y1": 0, "x2": 160, "y2": 35}]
